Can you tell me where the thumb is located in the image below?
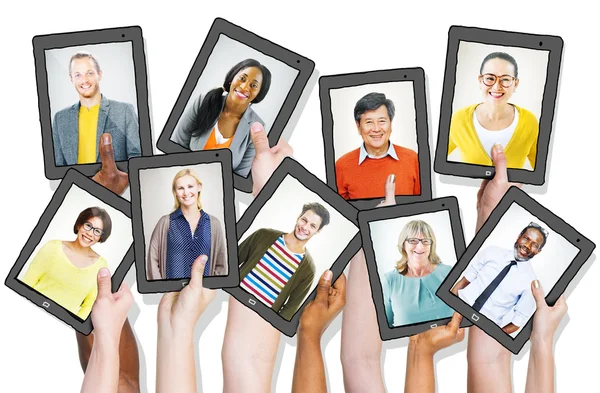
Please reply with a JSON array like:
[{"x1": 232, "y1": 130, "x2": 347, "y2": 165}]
[
  {"x1": 250, "y1": 122, "x2": 270, "y2": 154},
  {"x1": 383, "y1": 174, "x2": 396, "y2": 205},
  {"x1": 531, "y1": 280, "x2": 547, "y2": 308},
  {"x1": 446, "y1": 312, "x2": 463, "y2": 334},
  {"x1": 315, "y1": 270, "x2": 333, "y2": 307},
  {"x1": 96, "y1": 267, "x2": 112, "y2": 298},
  {"x1": 98, "y1": 133, "x2": 117, "y2": 171},
  {"x1": 491, "y1": 143, "x2": 508, "y2": 184},
  {"x1": 189, "y1": 255, "x2": 208, "y2": 290}
]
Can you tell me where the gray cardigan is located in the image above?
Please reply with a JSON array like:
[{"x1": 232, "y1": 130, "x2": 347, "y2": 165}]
[
  {"x1": 51, "y1": 95, "x2": 141, "y2": 166},
  {"x1": 146, "y1": 212, "x2": 228, "y2": 280},
  {"x1": 170, "y1": 93, "x2": 264, "y2": 177}
]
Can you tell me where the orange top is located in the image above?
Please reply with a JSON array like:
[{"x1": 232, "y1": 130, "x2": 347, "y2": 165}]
[
  {"x1": 335, "y1": 144, "x2": 421, "y2": 200},
  {"x1": 203, "y1": 128, "x2": 233, "y2": 150}
]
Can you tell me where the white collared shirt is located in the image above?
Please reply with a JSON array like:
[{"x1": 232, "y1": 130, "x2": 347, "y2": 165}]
[
  {"x1": 358, "y1": 142, "x2": 399, "y2": 165},
  {"x1": 458, "y1": 246, "x2": 537, "y2": 327}
]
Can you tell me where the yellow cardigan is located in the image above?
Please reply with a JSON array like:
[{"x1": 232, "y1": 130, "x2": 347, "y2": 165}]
[
  {"x1": 21, "y1": 240, "x2": 108, "y2": 320},
  {"x1": 448, "y1": 104, "x2": 539, "y2": 169}
]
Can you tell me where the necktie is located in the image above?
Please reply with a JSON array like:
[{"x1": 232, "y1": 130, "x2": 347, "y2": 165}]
[{"x1": 472, "y1": 260, "x2": 517, "y2": 312}]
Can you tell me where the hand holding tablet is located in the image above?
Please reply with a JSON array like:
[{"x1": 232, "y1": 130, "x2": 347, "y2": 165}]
[{"x1": 92, "y1": 133, "x2": 129, "y2": 196}]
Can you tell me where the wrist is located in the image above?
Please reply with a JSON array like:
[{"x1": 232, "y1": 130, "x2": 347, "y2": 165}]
[
  {"x1": 530, "y1": 334, "x2": 554, "y2": 352},
  {"x1": 298, "y1": 329, "x2": 322, "y2": 346},
  {"x1": 408, "y1": 336, "x2": 435, "y2": 358}
]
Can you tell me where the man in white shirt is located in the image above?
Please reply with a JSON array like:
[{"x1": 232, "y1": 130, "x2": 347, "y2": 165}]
[{"x1": 451, "y1": 222, "x2": 548, "y2": 334}]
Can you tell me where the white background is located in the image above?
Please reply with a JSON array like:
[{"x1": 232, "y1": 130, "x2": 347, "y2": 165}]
[
  {"x1": 46, "y1": 42, "x2": 138, "y2": 119},
  {"x1": 172, "y1": 34, "x2": 299, "y2": 137},
  {"x1": 448, "y1": 42, "x2": 549, "y2": 166},
  {"x1": 330, "y1": 81, "x2": 418, "y2": 159},
  {"x1": 16, "y1": 185, "x2": 133, "y2": 312},
  {"x1": 454, "y1": 202, "x2": 579, "y2": 336},
  {"x1": 138, "y1": 163, "x2": 226, "y2": 269},
  {"x1": 369, "y1": 210, "x2": 457, "y2": 281},
  {"x1": 1, "y1": 2, "x2": 598, "y2": 393},
  {"x1": 239, "y1": 175, "x2": 358, "y2": 309},
  {"x1": 452, "y1": 41, "x2": 549, "y2": 119}
]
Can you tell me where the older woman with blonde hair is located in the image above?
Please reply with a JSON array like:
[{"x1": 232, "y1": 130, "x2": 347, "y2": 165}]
[
  {"x1": 146, "y1": 168, "x2": 227, "y2": 280},
  {"x1": 382, "y1": 220, "x2": 453, "y2": 327}
]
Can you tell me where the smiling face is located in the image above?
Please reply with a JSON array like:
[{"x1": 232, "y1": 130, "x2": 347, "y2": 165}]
[
  {"x1": 402, "y1": 232, "x2": 431, "y2": 264},
  {"x1": 229, "y1": 66, "x2": 263, "y2": 105},
  {"x1": 76, "y1": 216, "x2": 103, "y2": 248},
  {"x1": 70, "y1": 57, "x2": 102, "y2": 99},
  {"x1": 356, "y1": 105, "x2": 392, "y2": 153},
  {"x1": 514, "y1": 227, "x2": 544, "y2": 260},
  {"x1": 174, "y1": 175, "x2": 202, "y2": 209},
  {"x1": 293, "y1": 210, "x2": 323, "y2": 242},
  {"x1": 479, "y1": 58, "x2": 519, "y2": 106}
]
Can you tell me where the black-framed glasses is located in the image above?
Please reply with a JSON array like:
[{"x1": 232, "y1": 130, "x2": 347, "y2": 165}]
[
  {"x1": 479, "y1": 73, "x2": 516, "y2": 88},
  {"x1": 406, "y1": 238, "x2": 433, "y2": 246},
  {"x1": 83, "y1": 222, "x2": 104, "y2": 237}
]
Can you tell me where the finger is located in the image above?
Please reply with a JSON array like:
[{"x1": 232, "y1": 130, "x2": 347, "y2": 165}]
[
  {"x1": 113, "y1": 281, "x2": 131, "y2": 300},
  {"x1": 383, "y1": 174, "x2": 396, "y2": 205},
  {"x1": 273, "y1": 138, "x2": 293, "y2": 157},
  {"x1": 553, "y1": 294, "x2": 568, "y2": 310},
  {"x1": 98, "y1": 133, "x2": 117, "y2": 171},
  {"x1": 491, "y1": 144, "x2": 508, "y2": 184},
  {"x1": 477, "y1": 179, "x2": 489, "y2": 201},
  {"x1": 446, "y1": 312, "x2": 463, "y2": 333},
  {"x1": 456, "y1": 327, "x2": 466, "y2": 342},
  {"x1": 332, "y1": 272, "x2": 347, "y2": 296},
  {"x1": 315, "y1": 270, "x2": 333, "y2": 307},
  {"x1": 188, "y1": 255, "x2": 208, "y2": 290},
  {"x1": 250, "y1": 122, "x2": 270, "y2": 155},
  {"x1": 96, "y1": 267, "x2": 112, "y2": 298},
  {"x1": 531, "y1": 280, "x2": 547, "y2": 308}
]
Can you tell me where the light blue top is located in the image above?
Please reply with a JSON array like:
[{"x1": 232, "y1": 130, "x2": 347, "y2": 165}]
[{"x1": 382, "y1": 263, "x2": 453, "y2": 327}]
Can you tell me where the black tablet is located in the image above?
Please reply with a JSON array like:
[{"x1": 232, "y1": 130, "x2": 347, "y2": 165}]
[
  {"x1": 224, "y1": 157, "x2": 361, "y2": 336},
  {"x1": 5, "y1": 169, "x2": 134, "y2": 334},
  {"x1": 437, "y1": 186, "x2": 595, "y2": 354},
  {"x1": 34, "y1": 26, "x2": 153, "y2": 180},
  {"x1": 129, "y1": 149, "x2": 238, "y2": 293},
  {"x1": 320, "y1": 68, "x2": 432, "y2": 209},
  {"x1": 434, "y1": 26, "x2": 563, "y2": 185},
  {"x1": 359, "y1": 197, "x2": 471, "y2": 340},
  {"x1": 156, "y1": 17, "x2": 315, "y2": 193}
]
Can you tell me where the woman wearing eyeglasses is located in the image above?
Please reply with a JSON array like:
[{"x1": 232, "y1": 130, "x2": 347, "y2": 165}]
[
  {"x1": 448, "y1": 52, "x2": 539, "y2": 169},
  {"x1": 21, "y1": 207, "x2": 111, "y2": 320},
  {"x1": 381, "y1": 220, "x2": 454, "y2": 327}
]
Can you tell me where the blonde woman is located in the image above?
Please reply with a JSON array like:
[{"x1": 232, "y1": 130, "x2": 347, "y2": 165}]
[
  {"x1": 146, "y1": 168, "x2": 227, "y2": 280},
  {"x1": 381, "y1": 220, "x2": 453, "y2": 327}
]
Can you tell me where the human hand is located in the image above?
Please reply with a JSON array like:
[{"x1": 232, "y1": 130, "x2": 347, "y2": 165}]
[
  {"x1": 376, "y1": 174, "x2": 396, "y2": 207},
  {"x1": 298, "y1": 270, "x2": 346, "y2": 340},
  {"x1": 92, "y1": 133, "x2": 129, "y2": 195},
  {"x1": 409, "y1": 312, "x2": 465, "y2": 356},
  {"x1": 157, "y1": 255, "x2": 216, "y2": 336},
  {"x1": 250, "y1": 122, "x2": 293, "y2": 196},
  {"x1": 530, "y1": 280, "x2": 568, "y2": 344},
  {"x1": 476, "y1": 144, "x2": 522, "y2": 231},
  {"x1": 91, "y1": 267, "x2": 134, "y2": 343}
]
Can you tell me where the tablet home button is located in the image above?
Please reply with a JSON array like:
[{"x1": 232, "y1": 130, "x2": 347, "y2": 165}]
[
  {"x1": 430, "y1": 324, "x2": 438, "y2": 328},
  {"x1": 42, "y1": 301, "x2": 50, "y2": 308},
  {"x1": 471, "y1": 314, "x2": 479, "y2": 321},
  {"x1": 248, "y1": 299, "x2": 256, "y2": 306}
]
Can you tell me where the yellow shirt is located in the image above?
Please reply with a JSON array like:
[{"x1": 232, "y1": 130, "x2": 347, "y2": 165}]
[
  {"x1": 448, "y1": 104, "x2": 539, "y2": 169},
  {"x1": 77, "y1": 104, "x2": 100, "y2": 164},
  {"x1": 21, "y1": 240, "x2": 108, "y2": 320}
]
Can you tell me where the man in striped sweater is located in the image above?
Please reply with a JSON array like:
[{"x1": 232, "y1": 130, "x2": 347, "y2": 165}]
[{"x1": 238, "y1": 202, "x2": 331, "y2": 321}]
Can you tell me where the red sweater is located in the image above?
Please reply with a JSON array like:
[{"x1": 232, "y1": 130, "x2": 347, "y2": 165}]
[{"x1": 335, "y1": 144, "x2": 420, "y2": 200}]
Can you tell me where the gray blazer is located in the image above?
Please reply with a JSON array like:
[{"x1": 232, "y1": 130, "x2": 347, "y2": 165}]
[
  {"x1": 170, "y1": 93, "x2": 264, "y2": 177},
  {"x1": 52, "y1": 95, "x2": 141, "y2": 166}
]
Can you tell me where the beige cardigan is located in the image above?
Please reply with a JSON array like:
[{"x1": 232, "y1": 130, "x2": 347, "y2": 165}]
[{"x1": 146, "y1": 212, "x2": 228, "y2": 280}]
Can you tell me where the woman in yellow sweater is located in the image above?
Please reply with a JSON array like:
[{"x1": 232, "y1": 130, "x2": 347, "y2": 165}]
[
  {"x1": 21, "y1": 207, "x2": 111, "y2": 320},
  {"x1": 448, "y1": 52, "x2": 539, "y2": 170}
]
